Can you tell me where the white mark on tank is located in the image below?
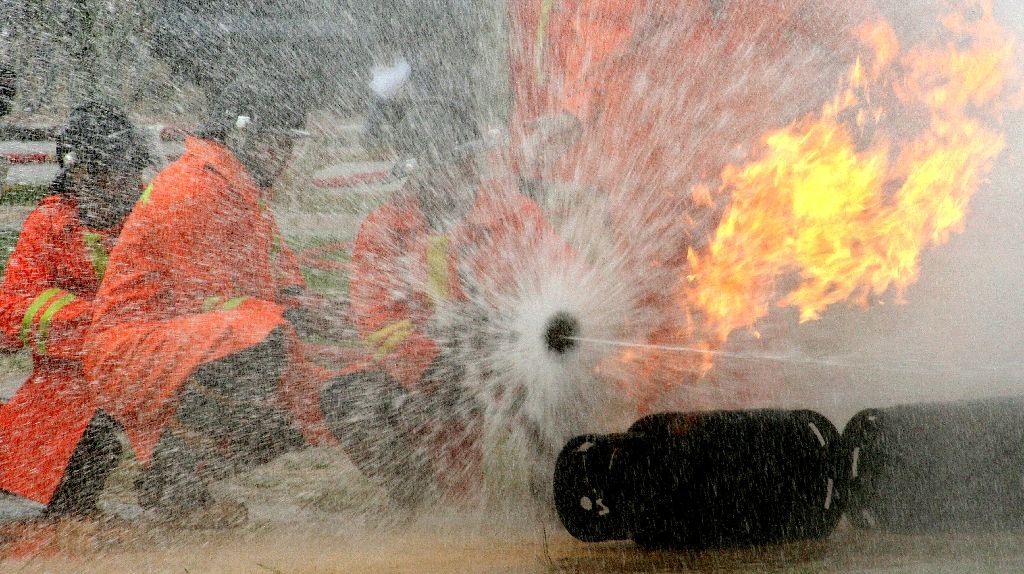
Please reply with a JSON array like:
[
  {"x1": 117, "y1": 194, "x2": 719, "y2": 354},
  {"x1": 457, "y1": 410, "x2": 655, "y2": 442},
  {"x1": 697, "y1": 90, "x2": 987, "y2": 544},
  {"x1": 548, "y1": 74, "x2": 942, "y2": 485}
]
[
  {"x1": 580, "y1": 496, "x2": 593, "y2": 511},
  {"x1": 576, "y1": 441, "x2": 594, "y2": 453},
  {"x1": 824, "y1": 478, "x2": 834, "y2": 510},
  {"x1": 808, "y1": 422, "x2": 826, "y2": 446},
  {"x1": 596, "y1": 499, "x2": 610, "y2": 516},
  {"x1": 851, "y1": 446, "x2": 861, "y2": 479}
]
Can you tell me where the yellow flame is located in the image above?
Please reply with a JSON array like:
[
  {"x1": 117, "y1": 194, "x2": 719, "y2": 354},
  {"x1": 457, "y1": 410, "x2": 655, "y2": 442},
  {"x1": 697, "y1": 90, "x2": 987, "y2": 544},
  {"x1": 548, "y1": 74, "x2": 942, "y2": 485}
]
[{"x1": 681, "y1": 2, "x2": 1018, "y2": 343}]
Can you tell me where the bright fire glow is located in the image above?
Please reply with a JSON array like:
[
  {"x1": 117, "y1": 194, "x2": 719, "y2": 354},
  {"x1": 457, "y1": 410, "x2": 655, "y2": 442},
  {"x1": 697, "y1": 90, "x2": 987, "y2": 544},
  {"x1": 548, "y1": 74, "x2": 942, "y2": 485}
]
[{"x1": 681, "y1": 2, "x2": 1019, "y2": 344}]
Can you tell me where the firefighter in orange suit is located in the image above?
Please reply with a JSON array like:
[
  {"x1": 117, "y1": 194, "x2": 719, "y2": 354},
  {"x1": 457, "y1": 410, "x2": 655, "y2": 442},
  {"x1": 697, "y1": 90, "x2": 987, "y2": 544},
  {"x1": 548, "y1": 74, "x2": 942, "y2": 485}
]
[
  {"x1": 83, "y1": 79, "x2": 335, "y2": 527},
  {"x1": 0, "y1": 101, "x2": 148, "y2": 515},
  {"x1": 322, "y1": 100, "x2": 565, "y2": 508}
]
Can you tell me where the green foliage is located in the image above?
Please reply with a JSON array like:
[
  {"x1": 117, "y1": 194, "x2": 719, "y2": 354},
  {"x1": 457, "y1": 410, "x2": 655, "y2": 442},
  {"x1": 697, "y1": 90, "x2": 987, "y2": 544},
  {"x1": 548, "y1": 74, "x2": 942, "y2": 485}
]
[
  {"x1": 287, "y1": 236, "x2": 353, "y2": 298},
  {"x1": 0, "y1": 228, "x2": 19, "y2": 276},
  {"x1": 0, "y1": 183, "x2": 49, "y2": 205}
]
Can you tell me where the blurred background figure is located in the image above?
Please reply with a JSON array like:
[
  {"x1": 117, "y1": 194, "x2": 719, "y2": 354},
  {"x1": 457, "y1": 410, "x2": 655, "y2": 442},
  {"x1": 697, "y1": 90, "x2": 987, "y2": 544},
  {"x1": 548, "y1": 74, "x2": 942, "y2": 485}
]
[{"x1": 360, "y1": 0, "x2": 484, "y2": 163}]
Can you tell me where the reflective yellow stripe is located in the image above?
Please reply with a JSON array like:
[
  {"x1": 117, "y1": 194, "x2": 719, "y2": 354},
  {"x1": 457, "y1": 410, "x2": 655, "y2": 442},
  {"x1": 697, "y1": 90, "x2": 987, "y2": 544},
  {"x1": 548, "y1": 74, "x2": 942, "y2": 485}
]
[
  {"x1": 202, "y1": 296, "x2": 224, "y2": 312},
  {"x1": 221, "y1": 296, "x2": 249, "y2": 310},
  {"x1": 370, "y1": 321, "x2": 414, "y2": 361},
  {"x1": 374, "y1": 328, "x2": 413, "y2": 361},
  {"x1": 366, "y1": 319, "x2": 413, "y2": 346},
  {"x1": 269, "y1": 233, "x2": 284, "y2": 271},
  {"x1": 20, "y1": 287, "x2": 62, "y2": 345},
  {"x1": 202, "y1": 296, "x2": 249, "y2": 312},
  {"x1": 426, "y1": 234, "x2": 450, "y2": 303},
  {"x1": 83, "y1": 231, "x2": 109, "y2": 281},
  {"x1": 36, "y1": 293, "x2": 76, "y2": 355},
  {"x1": 535, "y1": 0, "x2": 555, "y2": 84},
  {"x1": 367, "y1": 319, "x2": 414, "y2": 360},
  {"x1": 139, "y1": 183, "x2": 154, "y2": 205}
]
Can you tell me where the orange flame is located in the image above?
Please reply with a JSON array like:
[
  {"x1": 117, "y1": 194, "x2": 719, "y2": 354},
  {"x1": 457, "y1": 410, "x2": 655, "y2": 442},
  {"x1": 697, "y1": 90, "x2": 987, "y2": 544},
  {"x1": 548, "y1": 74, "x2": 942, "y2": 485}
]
[{"x1": 681, "y1": 2, "x2": 1019, "y2": 344}]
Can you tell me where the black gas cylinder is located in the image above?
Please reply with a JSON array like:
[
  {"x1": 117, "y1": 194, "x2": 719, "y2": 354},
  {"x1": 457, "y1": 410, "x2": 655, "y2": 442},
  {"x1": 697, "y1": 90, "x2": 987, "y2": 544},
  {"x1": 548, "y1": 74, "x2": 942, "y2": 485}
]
[
  {"x1": 553, "y1": 409, "x2": 844, "y2": 549},
  {"x1": 844, "y1": 397, "x2": 1024, "y2": 533}
]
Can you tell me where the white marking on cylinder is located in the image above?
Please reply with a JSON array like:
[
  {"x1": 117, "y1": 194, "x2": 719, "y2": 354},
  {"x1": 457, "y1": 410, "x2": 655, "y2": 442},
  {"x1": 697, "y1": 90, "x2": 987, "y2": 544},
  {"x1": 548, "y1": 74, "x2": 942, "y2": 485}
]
[
  {"x1": 824, "y1": 478, "x2": 834, "y2": 510},
  {"x1": 580, "y1": 496, "x2": 593, "y2": 511},
  {"x1": 576, "y1": 441, "x2": 594, "y2": 453},
  {"x1": 851, "y1": 447, "x2": 861, "y2": 479},
  {"x1": 808, "y1": 422, "x2": 826, "y2": 446},
  {"x1": 596, "y1": 499, "x2": 610, "y2": 516}
]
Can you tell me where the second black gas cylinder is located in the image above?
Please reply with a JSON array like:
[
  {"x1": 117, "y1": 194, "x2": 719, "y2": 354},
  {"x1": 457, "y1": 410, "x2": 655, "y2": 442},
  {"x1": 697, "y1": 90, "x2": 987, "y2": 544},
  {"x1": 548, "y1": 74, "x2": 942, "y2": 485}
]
[
  {"x1": 553, "y1": 409, "x2": 844, "y2": 549},
  {"x1": 843, "y1": 397, "x2": 1024, "y2": 533}
]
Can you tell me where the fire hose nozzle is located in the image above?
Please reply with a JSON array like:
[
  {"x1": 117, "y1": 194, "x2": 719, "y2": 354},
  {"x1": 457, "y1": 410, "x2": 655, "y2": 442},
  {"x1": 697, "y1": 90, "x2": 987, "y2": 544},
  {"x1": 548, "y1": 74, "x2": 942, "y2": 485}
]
[{"x1": 544, "y1": 311, "x2": 579, "y2": 355}]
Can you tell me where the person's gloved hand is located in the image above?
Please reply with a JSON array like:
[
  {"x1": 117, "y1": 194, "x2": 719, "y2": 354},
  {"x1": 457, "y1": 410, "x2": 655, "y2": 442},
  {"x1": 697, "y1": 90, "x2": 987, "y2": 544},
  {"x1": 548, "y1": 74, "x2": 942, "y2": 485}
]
[
  {"x1": 426, "y1": 299, "x2": 492, "y2": 361},
  {"x1": 281, "y1": 291, "x2": 356, "y2": 342}
]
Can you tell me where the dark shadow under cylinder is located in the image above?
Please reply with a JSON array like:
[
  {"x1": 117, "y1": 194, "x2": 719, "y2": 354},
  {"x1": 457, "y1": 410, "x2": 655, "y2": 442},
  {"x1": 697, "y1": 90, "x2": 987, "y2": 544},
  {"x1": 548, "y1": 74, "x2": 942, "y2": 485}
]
[
  {"x1": 843, "y1": 397, "x2": 1024, "y2": 534},
  {"x1": 553, "y1": 409, "x2": 845, "y2": 549}
]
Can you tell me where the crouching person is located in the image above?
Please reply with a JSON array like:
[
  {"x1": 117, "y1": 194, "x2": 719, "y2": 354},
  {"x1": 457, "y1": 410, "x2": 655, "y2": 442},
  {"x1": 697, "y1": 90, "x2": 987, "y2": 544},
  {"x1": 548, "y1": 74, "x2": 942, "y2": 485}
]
[
  {"x1": 83, "y1": 79, "x2": 336, "y2": 528},
  {"x1": 321, "y1": 100, "x2": 565, "y2": 511},
  {"x1": 0, "y1": 101, "x2": 149, "y2": 516}
]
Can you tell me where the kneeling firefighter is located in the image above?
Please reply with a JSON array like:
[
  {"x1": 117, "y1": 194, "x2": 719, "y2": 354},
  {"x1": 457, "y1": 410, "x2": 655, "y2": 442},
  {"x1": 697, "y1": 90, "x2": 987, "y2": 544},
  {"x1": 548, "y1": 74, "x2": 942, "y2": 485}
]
[
  {"x1": 83, "y1": 79, "x2": 337, "y2": 527},
  {"x1": 0, "y1": 101, "x2": 149, "y2": 515},
  {"x1": 322, "y1": 99, "x2": 568, "y2": 509}
]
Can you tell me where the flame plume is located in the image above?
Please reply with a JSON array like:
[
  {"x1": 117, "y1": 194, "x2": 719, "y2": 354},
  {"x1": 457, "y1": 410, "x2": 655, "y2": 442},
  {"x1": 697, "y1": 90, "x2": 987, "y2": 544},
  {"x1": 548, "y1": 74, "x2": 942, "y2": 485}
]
[{"x1": 681, "y1": 2, "x2": 1020, "y2": 345}]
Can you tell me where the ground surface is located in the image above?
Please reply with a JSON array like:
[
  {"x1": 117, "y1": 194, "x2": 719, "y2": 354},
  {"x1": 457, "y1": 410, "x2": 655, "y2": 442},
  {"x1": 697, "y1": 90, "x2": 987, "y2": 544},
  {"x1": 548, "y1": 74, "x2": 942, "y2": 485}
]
[{"x1": 4, "y1": 508, "x2": 1024, "y2": 573}]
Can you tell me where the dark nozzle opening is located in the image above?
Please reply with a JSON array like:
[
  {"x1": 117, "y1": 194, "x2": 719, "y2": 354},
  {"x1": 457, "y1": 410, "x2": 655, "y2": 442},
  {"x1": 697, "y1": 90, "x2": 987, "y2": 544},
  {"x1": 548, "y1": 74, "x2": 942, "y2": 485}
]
[{"x1": 545, "y1": 311, "x2": 579, "y2": 354}]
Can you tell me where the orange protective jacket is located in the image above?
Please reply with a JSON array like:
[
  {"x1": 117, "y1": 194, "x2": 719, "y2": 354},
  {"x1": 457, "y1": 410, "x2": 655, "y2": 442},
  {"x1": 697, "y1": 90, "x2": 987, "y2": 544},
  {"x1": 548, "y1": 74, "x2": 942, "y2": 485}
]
[
  {"x1": 0, "y1": 196, "x2": 114, "y2": 503},
  {"x1": 350, "y1": 177, "x2": 559, "y2": 389},
  {"x1": 84, "y1": 137, "x2": 334, "y2": 464}
]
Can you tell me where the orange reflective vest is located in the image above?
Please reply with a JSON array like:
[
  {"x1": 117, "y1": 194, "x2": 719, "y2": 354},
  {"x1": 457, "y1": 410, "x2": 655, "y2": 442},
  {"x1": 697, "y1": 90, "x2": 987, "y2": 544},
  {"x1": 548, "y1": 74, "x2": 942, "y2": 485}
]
[
  {"x1": 84, "y1": 137, "x2": 333, "y2": 464},
  {"x1": 0, "y1": 196, "x2": 114, "y2": 503}
]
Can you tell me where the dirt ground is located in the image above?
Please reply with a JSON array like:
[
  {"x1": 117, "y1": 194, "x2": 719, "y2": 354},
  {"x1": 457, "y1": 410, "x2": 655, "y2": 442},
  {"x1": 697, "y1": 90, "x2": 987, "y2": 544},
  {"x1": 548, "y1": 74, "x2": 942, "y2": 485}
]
[
  {"x1": 4, "y1": 507, "x2": 1024, "y2": 572},
  {"x1": 0, "y1": 442, "x2": 1020, "y2": 574}
]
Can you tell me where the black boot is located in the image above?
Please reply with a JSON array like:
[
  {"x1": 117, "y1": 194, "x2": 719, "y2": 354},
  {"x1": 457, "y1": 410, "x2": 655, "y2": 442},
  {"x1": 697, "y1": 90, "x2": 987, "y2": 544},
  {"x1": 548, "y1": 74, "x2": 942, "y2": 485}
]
[
  {"x1": 45, "y1": 412, "x2": 123, "y2": 518},
  {"x1": 321, "y1": 371, "x2": 436, "y2": 509}
]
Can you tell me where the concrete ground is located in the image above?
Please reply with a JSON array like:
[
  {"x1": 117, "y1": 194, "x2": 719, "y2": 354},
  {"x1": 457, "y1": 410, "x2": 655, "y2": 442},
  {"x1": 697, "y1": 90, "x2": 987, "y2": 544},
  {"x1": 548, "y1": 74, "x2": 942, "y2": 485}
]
[{"x1": 3, "y1": 505, "x2": 1024, "y2": 573}]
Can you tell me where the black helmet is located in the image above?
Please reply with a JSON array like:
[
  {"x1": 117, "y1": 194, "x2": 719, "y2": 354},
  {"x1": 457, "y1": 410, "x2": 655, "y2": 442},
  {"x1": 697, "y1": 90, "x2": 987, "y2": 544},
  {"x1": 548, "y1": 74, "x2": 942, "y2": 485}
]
[
  {"x1": 203, "y1": 75, "x2": 308, "y2": 140},
  {"x1": 56, "y1": 100, "x2": 150, "y2": 172}
]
